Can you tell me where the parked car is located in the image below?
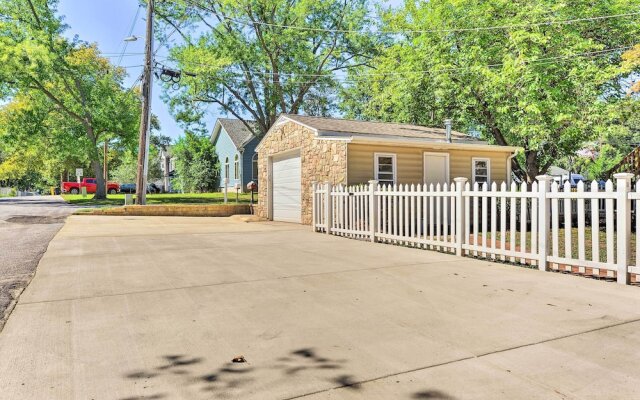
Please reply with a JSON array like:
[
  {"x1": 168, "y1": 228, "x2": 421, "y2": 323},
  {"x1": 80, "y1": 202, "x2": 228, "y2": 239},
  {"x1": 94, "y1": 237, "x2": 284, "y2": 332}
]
[
  {"x1": 118, "y1": 183, "x2": 161, "y2": 194},
  {"x1": 62, "y1": 178, "x2": 120, "y2": 195},
  {"x1": 119, "y1": 183, "x2": 136, "y2": 193}
]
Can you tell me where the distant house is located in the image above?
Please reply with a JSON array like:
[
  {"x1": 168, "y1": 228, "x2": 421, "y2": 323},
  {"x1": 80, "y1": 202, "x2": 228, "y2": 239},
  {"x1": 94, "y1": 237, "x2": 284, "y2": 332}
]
[
  {"x1": 158, "y1": 147, "x2": 176, "y2": 192},
  {"x1": 211, "y1": 118, "x2": 260, "y2": 192}
]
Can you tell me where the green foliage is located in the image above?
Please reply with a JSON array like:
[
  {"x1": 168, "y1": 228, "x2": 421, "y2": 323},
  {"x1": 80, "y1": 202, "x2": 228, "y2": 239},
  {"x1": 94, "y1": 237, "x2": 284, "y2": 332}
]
[
  {"x1": 573, "y1": 99, "x2": 640, "y2": 179},
  {"x1": 110, "y1": 137, "x2": 165, "y2": 184},
  {"x1": 0, "y1": 0, "x2": 140, "y2": 197},
  {"x1": 172, "y1": 132, "x2": 219, "y2": 192},
  {"x1": 622, "y1": 44, "x2": 640, "y2": 93},
  {"x1": 341, "y1": 0, "x2": 640, "y2": 181},
  {"x1": 110, "y1": 151, "x2": 138, "y2": 184},
  {"x1": 153, "y1": 0, "x2": 376, "y2": 136}
]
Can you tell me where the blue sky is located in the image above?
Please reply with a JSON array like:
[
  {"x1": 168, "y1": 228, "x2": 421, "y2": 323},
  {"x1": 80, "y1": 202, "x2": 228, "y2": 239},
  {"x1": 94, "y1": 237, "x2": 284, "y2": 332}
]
[
  {"x1": 56, "y1": 0, "x2": 403, "y2": 140},
  {"x1": 57, "y1": 0, "x2": 183, "y2": 138}
]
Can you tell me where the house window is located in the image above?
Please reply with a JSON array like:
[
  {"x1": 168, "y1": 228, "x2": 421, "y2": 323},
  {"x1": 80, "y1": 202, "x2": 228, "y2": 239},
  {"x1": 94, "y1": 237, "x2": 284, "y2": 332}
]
[
  {"x1": 224, "y1": 157, "x2": 230, "y2": 180},
  {"x1": 472, "y1": 158, "x2": 491, "y2": 184},
  {"x1": 252, "y1": 153, "x2": 258, "y2": 181},
  {"x1": 234, "y1": 154, "x2": 240, "y2": 180},
  {"x1": 374, "y1": 153, "x2": 396, "y2": 186}
]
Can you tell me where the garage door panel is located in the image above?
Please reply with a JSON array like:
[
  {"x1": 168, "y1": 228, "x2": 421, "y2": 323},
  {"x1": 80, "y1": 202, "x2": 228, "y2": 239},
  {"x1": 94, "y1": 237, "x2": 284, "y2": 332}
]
[{"x1": 272, "y1": 152, "x2": 301, "y2": 223}]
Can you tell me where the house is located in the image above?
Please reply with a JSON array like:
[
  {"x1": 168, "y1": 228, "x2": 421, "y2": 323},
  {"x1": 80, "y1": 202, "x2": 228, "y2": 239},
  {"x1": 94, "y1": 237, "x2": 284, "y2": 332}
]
[
  {"x1": 255, "y1": 114, "x2": 520, "y2": 224},
  {"x1": 158, "y1": 147, "x2": 176, "y2": 192},
  {"x1": 211, "y1": 118, "x2": 260, "y2": 192}
]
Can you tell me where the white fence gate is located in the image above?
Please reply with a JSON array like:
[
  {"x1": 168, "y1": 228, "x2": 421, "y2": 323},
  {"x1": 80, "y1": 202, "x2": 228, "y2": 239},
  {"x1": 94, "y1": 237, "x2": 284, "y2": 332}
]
[{"x1": 313, "y1": 173, "x2": 640, "y2": 286}]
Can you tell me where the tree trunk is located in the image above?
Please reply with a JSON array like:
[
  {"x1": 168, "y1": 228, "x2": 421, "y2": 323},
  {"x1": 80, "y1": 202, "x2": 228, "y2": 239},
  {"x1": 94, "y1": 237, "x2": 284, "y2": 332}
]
[
  {"x1": 524, "y1": 151, "x2": 541, "y2": 184},
  {"x1": 85, "y1": 126, "x2": 106, "y2": 199},
  {"x1": 91, "y1": 159, "x2": 106, "y2": 199}
]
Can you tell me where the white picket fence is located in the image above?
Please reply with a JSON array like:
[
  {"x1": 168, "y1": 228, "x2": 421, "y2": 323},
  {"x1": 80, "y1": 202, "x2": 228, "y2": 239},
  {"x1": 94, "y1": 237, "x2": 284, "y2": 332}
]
[{"x1": 312, "y1": 173, "x2": 640, "y2": 285}]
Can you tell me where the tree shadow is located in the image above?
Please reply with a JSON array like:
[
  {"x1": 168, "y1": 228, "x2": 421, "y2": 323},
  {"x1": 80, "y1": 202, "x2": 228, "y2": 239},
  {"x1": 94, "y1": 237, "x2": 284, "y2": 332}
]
[
  {"x1": 119, "y1": 347, "x2": 358, "y2": 399},
  {"x1": 119, "y1": 395, "x2": 167, "y2": 400},
  {"x1": 413, "y1": 389, "x2": 457, "y2": 399}
]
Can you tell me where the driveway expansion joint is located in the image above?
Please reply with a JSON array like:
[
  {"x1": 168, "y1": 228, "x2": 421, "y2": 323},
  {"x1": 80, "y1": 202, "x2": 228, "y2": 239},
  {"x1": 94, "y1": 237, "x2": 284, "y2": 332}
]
[
  {"x1": 16, "y1": 259, "x2": 460, "y2": 306},
  {"x1": 283, "y1": 318, "x2": 640, "y2": 399}
]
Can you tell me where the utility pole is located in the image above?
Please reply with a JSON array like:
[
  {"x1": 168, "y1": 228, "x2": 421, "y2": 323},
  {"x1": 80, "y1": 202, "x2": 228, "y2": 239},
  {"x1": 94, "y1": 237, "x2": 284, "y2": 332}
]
[{"x1": 135, "y1": 0, "x2": 154, "y2": 205}]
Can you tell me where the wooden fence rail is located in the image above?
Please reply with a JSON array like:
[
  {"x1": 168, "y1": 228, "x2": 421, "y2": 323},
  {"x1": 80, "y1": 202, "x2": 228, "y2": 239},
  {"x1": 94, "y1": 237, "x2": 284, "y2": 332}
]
[{"x1": 312, "y1": 173, "x2": 639, "y2": 285}]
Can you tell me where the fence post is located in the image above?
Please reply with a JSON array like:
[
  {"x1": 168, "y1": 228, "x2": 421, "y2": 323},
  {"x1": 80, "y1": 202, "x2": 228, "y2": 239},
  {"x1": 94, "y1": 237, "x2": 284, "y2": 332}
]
[
  {"x1": 368, "y1": 180, "x2": 378, "y2": 242},
  {"x1": 454, "y1": 177, "x2": 468, "y2": 257},
  {"x1": 536, "y1": 175, "x2": 552, "y2": 271},
  {"x1": 615, "y1": 173, "x2": 633, "y2": 285},
  {"x1": 311, "y1": 181, "x2": 317, "y2": 231},
  {"x1": 325, "y1": 182, "x2": 333, "y2": 235}
]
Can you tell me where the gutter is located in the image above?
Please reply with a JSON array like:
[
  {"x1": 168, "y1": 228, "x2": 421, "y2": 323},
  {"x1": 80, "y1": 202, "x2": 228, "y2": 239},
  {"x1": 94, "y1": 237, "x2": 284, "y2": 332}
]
[{"x1": 347, "y1": 135, "x2": 522, "y2": 152}]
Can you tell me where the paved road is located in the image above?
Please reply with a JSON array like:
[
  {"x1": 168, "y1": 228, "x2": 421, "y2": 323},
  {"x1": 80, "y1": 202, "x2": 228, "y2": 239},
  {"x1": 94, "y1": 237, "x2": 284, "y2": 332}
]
[
  {"x1": 2, "y1": 215, "x2": 640, "y2": 399},
  {"x1": 0, "y1": 196, "x2": 77, "y2": 331}
]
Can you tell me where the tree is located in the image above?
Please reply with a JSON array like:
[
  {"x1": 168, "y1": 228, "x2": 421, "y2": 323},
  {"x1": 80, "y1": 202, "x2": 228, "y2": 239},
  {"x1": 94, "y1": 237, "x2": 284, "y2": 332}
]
[
  {"x1": 153, "y1": 0, "x2": 376, "y2": 137},
  {"x1": 341, "y1": 0, "x2": 640, "y2": 182},
  {"x1": 111, "y1": 134, "x2": 165, "y2": 184},
  {"x1": 622, "y1": 44, "x2": 640, "y2": 93},
  {"x1": 0, "y1": 92, "x2": 89, "y2": 189},
  {"x1": 572, "y1": 99, "x2": 640, "y2": 179},
  {"x1": 0, "y1": 0, "x2": 140, "y2": 198},
  {"x1": 172, "y1": 132, "x2": 219, "y2": 193}
]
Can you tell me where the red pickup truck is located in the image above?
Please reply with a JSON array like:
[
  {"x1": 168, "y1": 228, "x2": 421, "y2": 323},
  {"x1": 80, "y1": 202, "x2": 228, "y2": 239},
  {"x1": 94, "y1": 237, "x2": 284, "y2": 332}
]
[{"x1": 62, "y1": 178, "x2": 120, "y2": 195}]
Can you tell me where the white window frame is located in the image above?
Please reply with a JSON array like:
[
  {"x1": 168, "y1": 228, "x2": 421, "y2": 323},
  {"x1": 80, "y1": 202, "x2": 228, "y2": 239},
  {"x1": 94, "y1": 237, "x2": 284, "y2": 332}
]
[
  {"x1": 472, "y1": 157, "x2": 491, "y2": 184},
  {"x1": 374, "y1": 153, "x2": 397, "y2": 186},
  {"x1": 224, "y1": 157, "x2": 230, "y2": 180},
  {"x1": 234, "y1": 154, "x2": 240, "y2": 180},
  {"x1": 252, "y1": 153, "x2": 259, "y2": 181}
]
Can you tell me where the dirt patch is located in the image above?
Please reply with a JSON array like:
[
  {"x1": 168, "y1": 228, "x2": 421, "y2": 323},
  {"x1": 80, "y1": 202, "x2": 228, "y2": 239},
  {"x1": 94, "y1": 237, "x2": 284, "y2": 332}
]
[{"x1": 6, "y1": 215, "x2": 67, "y2": 225}]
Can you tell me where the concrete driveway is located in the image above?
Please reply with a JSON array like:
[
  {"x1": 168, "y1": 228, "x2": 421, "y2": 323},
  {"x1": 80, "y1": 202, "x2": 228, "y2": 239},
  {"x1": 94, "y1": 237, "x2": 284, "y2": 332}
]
[{"x1": 1, "y1": 216, "x2": 640, "y2": 399}]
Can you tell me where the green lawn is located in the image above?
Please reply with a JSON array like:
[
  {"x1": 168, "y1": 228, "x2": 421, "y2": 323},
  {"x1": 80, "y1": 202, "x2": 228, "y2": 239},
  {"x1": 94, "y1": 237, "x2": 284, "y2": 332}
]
[
  {"x1": 62, "y1": 192, "x2": 254, "y2": 206},
  {"x1": 471, "y1": 227, "x2": 637, "y2": 265}
]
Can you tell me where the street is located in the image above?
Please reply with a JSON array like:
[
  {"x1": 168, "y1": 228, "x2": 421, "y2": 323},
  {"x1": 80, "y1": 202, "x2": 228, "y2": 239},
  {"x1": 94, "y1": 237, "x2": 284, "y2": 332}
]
[{"x1": 0, "y1": 196, "x2": 77, "y2": 330}]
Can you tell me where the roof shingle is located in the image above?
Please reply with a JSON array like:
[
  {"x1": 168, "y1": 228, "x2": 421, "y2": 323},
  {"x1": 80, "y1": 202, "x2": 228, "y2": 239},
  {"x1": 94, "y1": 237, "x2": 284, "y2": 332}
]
[
  {"x1": 282, "y1": 114, "x2": 481, "y2": 143},
  {"x1": 217, "y1": 118, "x2": 257, "y2": 148}
]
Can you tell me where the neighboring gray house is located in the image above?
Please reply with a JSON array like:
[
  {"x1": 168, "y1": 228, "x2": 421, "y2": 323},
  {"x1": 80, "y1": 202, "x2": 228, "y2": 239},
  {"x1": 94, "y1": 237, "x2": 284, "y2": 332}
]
[{"x1": 211, "y1": 118, "x2": 260, "y2": 192}]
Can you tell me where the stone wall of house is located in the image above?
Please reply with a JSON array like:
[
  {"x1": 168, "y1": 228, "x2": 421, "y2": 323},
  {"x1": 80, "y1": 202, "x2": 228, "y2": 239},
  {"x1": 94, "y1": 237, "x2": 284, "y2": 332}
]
[{"x1": 256, "y1": 120, "x2": 347, "y2": 224}]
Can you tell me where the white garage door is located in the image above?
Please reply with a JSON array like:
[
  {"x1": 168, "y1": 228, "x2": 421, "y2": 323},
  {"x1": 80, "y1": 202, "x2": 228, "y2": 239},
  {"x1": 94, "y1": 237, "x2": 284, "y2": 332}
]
[{"x1": 272, "y1": 152, "x2": 301, "y2": 223}]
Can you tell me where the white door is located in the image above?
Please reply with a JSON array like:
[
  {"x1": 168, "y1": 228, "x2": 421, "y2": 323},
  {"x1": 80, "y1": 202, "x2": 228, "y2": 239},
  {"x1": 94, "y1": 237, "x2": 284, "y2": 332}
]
[
  {"x1": 271, "y1": 152, "x2": 301, "y2": 223},
  {"x1": 424, "y1": 153, "x2": 449, "y2": 185}
]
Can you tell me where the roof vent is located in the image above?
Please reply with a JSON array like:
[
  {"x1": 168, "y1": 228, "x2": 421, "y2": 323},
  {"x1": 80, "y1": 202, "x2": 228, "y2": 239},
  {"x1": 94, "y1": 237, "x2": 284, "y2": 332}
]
[{"x1": 444, "y1": 119, "x2": 452, "y2": 143}]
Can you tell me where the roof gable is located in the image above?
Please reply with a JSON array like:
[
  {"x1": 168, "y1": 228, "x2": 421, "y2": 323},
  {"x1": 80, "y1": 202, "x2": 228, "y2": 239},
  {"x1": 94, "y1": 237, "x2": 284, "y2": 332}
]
[{"x1": 211, "y1": 118, "x2": 258, "y2": 149}]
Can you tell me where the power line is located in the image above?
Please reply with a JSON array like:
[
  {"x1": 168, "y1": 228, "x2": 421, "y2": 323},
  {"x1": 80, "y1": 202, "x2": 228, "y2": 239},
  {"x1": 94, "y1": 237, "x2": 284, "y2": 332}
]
[
  {"x1": 116, "y1": 5, "x2": 142, "y2": 66},
  {"x1": 232, "y1": 11, "x2": 640, "y2": 34},
  {"x1": 180, "y1": 0, "x2": 640, "y2": 35},
  {"x1": 155, "y1": 45, "x2": 630, "y2": 82},
  {"x1": 128, "y1": 73, "x2": 143, "y2": 91}
]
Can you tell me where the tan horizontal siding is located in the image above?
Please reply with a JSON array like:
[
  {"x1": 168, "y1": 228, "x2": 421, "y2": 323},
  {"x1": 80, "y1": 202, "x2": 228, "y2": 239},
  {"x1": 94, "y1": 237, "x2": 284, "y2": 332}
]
[{"x1": 347, "y1": 144, "x2": 512, "y2": 185}]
